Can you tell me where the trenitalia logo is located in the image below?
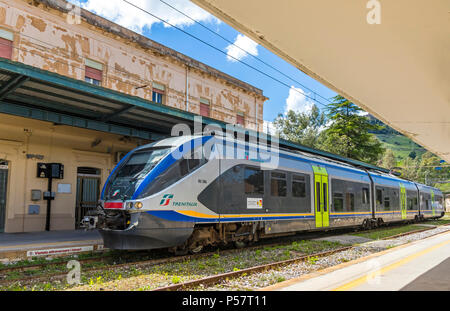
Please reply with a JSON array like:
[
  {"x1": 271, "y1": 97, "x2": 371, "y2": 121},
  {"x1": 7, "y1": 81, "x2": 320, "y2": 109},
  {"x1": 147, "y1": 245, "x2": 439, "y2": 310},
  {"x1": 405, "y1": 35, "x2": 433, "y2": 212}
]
[
  {"x1": 160, "y1": 194, "x2": 174, "y2": 206},
  {"x1": 159, "y1": 194, "x2": 198, "y2": 207}
]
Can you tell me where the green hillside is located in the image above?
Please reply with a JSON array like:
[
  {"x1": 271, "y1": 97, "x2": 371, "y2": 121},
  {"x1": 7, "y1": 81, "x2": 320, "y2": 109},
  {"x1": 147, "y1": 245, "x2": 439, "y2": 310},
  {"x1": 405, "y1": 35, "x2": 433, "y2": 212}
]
[{"x1": 375, "y1": 134, "x2": 427, "y2": 165}]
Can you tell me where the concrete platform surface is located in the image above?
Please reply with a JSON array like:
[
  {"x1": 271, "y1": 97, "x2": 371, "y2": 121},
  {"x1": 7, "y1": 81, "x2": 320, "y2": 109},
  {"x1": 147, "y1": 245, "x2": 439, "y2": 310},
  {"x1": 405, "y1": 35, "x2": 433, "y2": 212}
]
[
  {"x1": 269, "y1": 230, "x2": 450, "y2": 291},
  {"x1": 0, "y1": 230, "x2": 103, "y2": 260}
]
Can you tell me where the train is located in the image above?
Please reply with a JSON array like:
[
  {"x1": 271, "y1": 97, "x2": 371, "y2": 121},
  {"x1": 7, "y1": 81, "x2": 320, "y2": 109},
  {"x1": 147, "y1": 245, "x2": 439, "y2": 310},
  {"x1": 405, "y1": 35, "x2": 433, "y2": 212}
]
[{"x1": 82, "y1": 134, "x2": 445, "y2": 253}]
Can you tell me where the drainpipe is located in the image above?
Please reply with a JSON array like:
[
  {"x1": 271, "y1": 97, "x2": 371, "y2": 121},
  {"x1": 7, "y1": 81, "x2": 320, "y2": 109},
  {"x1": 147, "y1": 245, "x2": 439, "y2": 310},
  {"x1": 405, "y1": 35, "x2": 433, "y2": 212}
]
[{"x1": 185, "y1": 65, "x2": 190, "y2": 112}]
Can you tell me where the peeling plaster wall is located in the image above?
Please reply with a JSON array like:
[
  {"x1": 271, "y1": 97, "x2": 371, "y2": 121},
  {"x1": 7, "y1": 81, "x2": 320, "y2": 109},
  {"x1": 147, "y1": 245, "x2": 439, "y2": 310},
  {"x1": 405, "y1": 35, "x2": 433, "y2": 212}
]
[{"x1": 0, "y1": 0, "x2": 266, "y2": 131}]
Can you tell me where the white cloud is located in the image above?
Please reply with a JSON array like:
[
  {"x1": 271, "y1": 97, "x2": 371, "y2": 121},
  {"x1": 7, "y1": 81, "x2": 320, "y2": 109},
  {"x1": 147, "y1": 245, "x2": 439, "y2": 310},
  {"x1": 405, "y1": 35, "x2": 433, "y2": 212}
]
[
  {"x1": 69, "y1": 0, "x2": 219, "y2": 34},
  {"x1": 284, "y1": 86, "x2": 315, "y2": 115},
  {"x1": 226, "y1": 34, "x2": 259, "y2": 62}
]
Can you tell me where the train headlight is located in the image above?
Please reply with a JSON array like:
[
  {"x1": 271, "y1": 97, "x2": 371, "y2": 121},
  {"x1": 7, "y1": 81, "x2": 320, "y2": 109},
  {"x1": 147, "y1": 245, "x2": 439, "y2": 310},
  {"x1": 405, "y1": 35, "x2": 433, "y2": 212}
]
[
  {"x1": 126, "y1": 202, "x2": 134, "y2": 209},
  {"x1": 135, "y1": 202, "x2": 143, "y2": 209}
]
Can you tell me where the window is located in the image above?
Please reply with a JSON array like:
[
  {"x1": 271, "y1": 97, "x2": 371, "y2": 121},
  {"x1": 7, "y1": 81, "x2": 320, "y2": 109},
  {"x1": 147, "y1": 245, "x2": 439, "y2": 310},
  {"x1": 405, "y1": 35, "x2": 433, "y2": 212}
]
[
  {"x1": 333, "y1": 193, "x2": 344, "y2": 212},
  {"x1": 152, "y1": 82, "x2": 165, "y2": 104},
  {"x1": 316, "y1": 182, "x2": 321, "y2": 212},
  {"x1": 236, "y1": 113, "x2": 245, "y2": 127},
  {"x1": 244, "y1": 167, "x2": 264, "y2": 195},
  {"x1": 292, "y1": 174, "x2": 306, "y2": 198},
  {"x1": 85, "y1": 59, "x2": 103, "y2": 86},
  {"x1": 200, "y1": 98, "x2": 210, "y2": 117},
  {"x1": 139, "y1": 147, "x2": 208, "y2": 199},
  {"x1": 0, "y1": 29, "x2": 13, "y2": 60},
  {"x1": 323, "y1": 183, "x2": 328, "y2": 212},
  {"x1": 346, "y1": 193, "x2": 355, "y2": 211},
  {"x1": 384, "y1": 197, "x2": 390, "y2": 209},
  {"x1": 362, "y1": 188, "x2": 369, "y2": 204},
  {"x1": 104, "y1": 147, "x2": 171, "y2": 200},
  {"x1": 271, "y1": 172, "x2": 287, "y2": 197},
  {"x1": 376, "y1": 189, "x2": 383, "y2": 206},
  {"x1": 0, "y1": 37, "x2": 12, "y2": 60}
]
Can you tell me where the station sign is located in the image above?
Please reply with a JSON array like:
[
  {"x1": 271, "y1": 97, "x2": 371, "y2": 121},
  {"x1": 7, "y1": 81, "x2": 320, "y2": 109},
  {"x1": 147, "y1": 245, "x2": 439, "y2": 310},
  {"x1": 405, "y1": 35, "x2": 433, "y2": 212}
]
[{"x1": 37, "y1": 163, "x2": 64, "y2": 179}]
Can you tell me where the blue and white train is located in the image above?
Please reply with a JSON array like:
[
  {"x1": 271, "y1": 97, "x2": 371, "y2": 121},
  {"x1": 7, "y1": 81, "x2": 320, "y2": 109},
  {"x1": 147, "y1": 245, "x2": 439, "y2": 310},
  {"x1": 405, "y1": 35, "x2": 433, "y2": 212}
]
[{"x1": 83, "y1": 135, "x2": 445, "y2": 253}]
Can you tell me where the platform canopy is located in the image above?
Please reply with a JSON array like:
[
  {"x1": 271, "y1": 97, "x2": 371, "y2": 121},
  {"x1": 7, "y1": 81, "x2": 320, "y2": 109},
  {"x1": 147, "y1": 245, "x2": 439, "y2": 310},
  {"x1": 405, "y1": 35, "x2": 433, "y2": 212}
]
[{"x1": 192, "y1": 0, "x2": 450, "y2": 162}]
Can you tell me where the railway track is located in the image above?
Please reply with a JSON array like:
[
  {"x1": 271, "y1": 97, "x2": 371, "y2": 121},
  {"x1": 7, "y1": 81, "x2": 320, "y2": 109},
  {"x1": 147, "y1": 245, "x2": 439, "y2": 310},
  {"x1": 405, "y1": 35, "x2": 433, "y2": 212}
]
[
  {"x1": 0, "y1": 220, "x2": 446, "y2": 288},
  {"x1": 153, "y1": 246, "x2": 353, "y2": 291}
]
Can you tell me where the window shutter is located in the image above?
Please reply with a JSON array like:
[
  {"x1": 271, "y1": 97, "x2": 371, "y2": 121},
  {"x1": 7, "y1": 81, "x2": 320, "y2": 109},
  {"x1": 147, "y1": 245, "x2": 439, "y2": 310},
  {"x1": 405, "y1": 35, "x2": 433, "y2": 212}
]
[
  {"x1": 200, "y1": 103, "x2": 210, "y2": 117},
  {"x1": 0, "y1": 38, "x2": 12, "y2": 60},
  {"x1": 85, "y1": 66, "x2": 103, "y2": 81},
  {"x1": 236, "y1": 114, "x2": 245, "y2": 126}
]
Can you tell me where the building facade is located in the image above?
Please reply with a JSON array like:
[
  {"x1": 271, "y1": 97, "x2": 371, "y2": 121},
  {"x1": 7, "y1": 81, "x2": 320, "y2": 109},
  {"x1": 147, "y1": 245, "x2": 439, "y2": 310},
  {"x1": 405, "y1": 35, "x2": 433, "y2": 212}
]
[{"x1": 0, "y1": 0, "x2": 267, "y2": 232}]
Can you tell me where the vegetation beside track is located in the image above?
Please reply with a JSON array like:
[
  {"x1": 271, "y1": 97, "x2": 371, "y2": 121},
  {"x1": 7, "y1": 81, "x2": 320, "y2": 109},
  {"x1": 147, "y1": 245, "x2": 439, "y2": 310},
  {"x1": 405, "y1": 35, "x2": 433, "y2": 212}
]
[
  {"x1": 0, "y1": 240, "x2": 342, "y2": 291},
  {"x1": 350, "y1": 225, "x2": 431, "y2": 240}
]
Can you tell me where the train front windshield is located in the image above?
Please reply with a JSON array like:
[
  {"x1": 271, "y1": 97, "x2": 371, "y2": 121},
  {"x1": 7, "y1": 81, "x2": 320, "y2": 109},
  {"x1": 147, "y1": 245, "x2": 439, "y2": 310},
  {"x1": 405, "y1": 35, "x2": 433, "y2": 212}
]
[{"x1": 104, "y1": 147, "x2": 172, "y2": 201}]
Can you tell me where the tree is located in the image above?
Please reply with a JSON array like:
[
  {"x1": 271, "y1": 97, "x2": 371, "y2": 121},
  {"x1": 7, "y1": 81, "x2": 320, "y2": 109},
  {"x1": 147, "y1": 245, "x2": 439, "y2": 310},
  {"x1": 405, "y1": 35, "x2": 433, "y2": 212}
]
[
  {"x1": 319, "y1": 95, "x2": 385, "y2": 165},
  {"x1": 273, "y1": 105, "x2": 326, "y2": 149},
  {"x1": 416, "y1": 152, "x2": 450, "y2": 186},
  {"x1": 380, "y1": 149, "x2": 397, "y2": 170},
  {"x1": 401, "y1": 157, "x2": 419, "y2": 181},
  {"x1": 408, "y1": 151, "x2": 417, "y2": 160}
]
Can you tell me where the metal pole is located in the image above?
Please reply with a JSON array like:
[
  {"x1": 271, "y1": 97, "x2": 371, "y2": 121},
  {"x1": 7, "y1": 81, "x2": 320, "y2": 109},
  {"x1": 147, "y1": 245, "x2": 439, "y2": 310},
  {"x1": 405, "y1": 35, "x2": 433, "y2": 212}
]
[{"x1": 45, "y1": 176, "x2": 52, "y2": 231}]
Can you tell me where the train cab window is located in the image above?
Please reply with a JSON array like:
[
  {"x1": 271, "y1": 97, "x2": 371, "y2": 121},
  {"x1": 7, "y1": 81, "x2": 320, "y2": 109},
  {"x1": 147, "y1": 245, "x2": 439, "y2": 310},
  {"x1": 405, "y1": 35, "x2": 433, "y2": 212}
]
[
  {"x1": 271, "y1": 172, "x2": 287, "y2": 197},
  {"x1": 292, "y1": 174, "x2": 306, "y2": 198},
  {"x1": 362, "y1": 188, "x2": 369, "y2": 205},
  {"x1": 346, "y1": 193, "x2": 355, "y2": 211},
  {"x1": 245, "y1": 167, "x2": 264, "y2": 195},
  {"x1": 333, "y1": 193, "x2": 344, "y2": 212},
  {"x1": 137, "y1": 147, "x2": 207, "y2": 199}
]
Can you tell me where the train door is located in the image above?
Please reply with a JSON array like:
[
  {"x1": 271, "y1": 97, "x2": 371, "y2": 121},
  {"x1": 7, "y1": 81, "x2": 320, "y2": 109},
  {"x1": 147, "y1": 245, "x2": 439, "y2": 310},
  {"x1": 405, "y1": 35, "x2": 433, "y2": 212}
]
[
  {"x1": 75, "y1": 167, "x2": 101, "y2": 229},
  {"x1": 0, "y1": 161, "x2": 8, "y2": 233},
  {"x1": 313, "y1": 166, "x2": 329, "y2": 228},
  {"x1": 399, "y1": 184, "x2": 407, "y2": 220}
]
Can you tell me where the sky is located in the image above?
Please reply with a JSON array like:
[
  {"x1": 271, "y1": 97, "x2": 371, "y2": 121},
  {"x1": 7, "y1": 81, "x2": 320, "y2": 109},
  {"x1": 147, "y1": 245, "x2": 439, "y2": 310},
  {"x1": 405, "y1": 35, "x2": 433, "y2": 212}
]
[{"x1": 68, "y1": 0, "x2": 337, "y2": 131}]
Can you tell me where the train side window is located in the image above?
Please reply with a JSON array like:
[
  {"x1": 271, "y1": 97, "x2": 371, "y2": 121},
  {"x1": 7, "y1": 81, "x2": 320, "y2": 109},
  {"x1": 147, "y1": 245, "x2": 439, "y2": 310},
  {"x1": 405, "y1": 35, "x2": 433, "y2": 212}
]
[
  {"x1": 346, "y1": 193, "x2": 355, "y2": 211},
  {"x1": 362, "y1": 188, "x2": 369, "y2": 204},
  {"x1": 384, "y1": 197, "x2": 390, "y2": 209},
  {"x1": 244, "y1": 167, "x2": 264, "y2": 195},
  {"x1": 292, "y1": 174, "x2": 306, "y2": 198},
  {"x1": 323, "y1": 183, "x2": 328, "y2": 212},
  {"x1": 376, "y1": 189, "x2": 383, "y2": 205},
  {"x1": 271, "y1": 172, "x2": 287, "y2": 197},
  {"x1": 333, "y1": 193, "x2": 344, "y2": 212}
]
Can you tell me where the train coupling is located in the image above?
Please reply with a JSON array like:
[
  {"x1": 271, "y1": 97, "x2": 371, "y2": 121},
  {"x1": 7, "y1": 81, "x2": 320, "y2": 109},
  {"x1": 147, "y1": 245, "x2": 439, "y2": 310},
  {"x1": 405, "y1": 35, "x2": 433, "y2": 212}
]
[{"x1": 80, "y1": 216, "x2": 99, "y2": 231}]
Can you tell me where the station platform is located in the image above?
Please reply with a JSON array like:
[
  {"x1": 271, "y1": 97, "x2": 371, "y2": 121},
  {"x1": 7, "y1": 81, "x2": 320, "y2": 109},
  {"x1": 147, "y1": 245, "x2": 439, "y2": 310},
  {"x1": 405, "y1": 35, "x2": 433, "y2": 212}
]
[
  {"x1": 265, "y1": 229, "x2": 450, "y2": 291},
  {"x1": 0, "y1": 230, "x2": 104, "y2": 261}
]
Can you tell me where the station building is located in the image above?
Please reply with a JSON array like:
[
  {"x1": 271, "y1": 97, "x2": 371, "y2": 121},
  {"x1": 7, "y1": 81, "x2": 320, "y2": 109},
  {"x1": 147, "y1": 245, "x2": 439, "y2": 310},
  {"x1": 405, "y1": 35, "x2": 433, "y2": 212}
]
[{"x1": 0, "y1": 0, "x2": 267, "y2": 233}]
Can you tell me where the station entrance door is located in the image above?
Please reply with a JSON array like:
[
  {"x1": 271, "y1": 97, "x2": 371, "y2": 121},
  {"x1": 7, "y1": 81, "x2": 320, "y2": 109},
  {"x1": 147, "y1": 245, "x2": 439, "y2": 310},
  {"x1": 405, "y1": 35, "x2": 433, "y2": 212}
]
[
  {"x1": 0, "y1": 161, "x2": 8, "y2": 233},
  {"x1": 75, "y1": 167, "x2": 101, "y2": 229}
]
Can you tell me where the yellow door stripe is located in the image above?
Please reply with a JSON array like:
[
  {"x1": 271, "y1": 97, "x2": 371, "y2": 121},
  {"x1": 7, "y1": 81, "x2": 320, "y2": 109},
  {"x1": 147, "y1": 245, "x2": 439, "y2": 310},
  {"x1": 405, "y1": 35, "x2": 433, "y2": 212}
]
[{"x1": 333, "y1": 237, "x2": 450, "y2": 291}]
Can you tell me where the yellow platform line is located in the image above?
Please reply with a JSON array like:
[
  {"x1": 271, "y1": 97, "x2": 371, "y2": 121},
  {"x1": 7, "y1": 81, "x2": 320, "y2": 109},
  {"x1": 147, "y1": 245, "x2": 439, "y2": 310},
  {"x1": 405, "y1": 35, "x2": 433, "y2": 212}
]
[{"x1": 333, "y1": 236, "x2": 450, "y2": 291}]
